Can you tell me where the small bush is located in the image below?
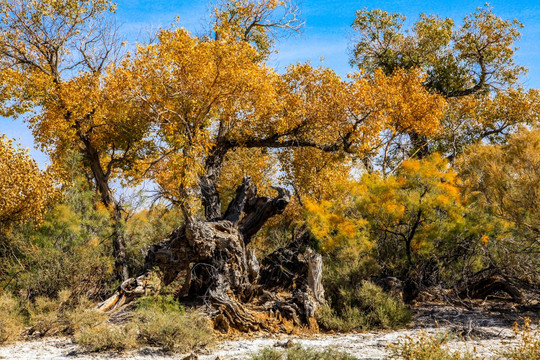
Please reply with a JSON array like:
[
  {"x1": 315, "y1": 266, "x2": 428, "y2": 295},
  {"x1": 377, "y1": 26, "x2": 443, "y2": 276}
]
[
  {"x1": 250, "y1": 344, "x2": 359, "y2": 360},
  {"x1": 0, "y1": 293, "x2": 24, "y2": 344},
  {"x1": 75, "y1": 323, "x2": 139, "y2": 352},
  {"x1": 389, "y1": 332, "x2": 481, "y2": 360},
  {"x1": 27, "y1": 296, "x2": 62, "y2": 336},
  {"x1": 500, "y1": 318, "x2": 540, "y2": 360},
  {"x1": 65, "y1": 307, "x2": 108, "y2": 335},
  {"x1": 135, "y1": 308, "x2": 214, "y2": 352},
  {"x1": 72, "y1": 300, "x2": 214, "y2": 353},
  {"x1": 318, "y1": 280, "x2": 411, "y2": 331},
  {"x1": 317, "y1": 304, "x2": 367, "y2": 332}
]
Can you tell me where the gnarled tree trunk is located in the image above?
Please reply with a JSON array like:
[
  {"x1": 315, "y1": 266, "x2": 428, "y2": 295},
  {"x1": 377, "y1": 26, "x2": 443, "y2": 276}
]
[{"x1": 99, "y1": 177, "x2": 325, "y2": 333}]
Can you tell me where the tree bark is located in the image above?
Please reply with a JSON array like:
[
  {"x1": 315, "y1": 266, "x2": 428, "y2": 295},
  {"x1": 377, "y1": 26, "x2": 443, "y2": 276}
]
[
  {"x1": 199, "y1": 145, "x2": 228, "y2": 221},
  {"x1": 80, "y1": 133, "x2": 129, "y2": 281}
]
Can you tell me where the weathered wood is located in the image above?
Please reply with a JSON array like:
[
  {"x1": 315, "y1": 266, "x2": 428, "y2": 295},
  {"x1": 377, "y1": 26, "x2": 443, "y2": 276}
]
[
  {"x1": 99, "y1": 177, "x2": 324, "y2": 333},
  {"x1": 97, "y1": 273, "x2": 159, "y2": 312},
  {"x1": 306, "y1": 248, "x2": 325, "y2": 305}
]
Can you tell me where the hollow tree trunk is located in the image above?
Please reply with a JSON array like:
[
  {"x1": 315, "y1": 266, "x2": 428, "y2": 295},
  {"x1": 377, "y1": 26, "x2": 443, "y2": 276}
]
[{"x1": 99, "y1": 177, "x2": 325, "y2": 333}]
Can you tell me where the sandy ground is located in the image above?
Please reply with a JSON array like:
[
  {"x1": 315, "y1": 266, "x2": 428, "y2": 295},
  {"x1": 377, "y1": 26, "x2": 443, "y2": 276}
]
[
  {"x1": 0, "y1": 302, "x2": 537, "y2": 359},
  {"x1": 0, "y1": 326, "x2": 523, "y2": 359}
]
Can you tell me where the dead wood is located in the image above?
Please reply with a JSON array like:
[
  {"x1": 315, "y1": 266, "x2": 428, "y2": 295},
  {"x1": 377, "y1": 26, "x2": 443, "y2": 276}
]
[
  {"x1": 460, "y1": 275, "x2": 524, "y2": 303},
  {"x1": 98, "y1": 177, "x2": 326, "y2": 333}
]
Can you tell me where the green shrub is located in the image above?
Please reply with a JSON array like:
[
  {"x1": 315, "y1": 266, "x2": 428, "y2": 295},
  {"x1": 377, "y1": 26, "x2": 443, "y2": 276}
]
[
  {"x1": 135, "y1": 294, "x2": 184, "y2": 313},
  {"x1": 250, "y1": 344, "x2": 358, "y2": 360},
  {"x1": 1, "y1": 181, "x2": 116, "y2": 300},
  {"x1": 317, "y1": 304, "x2": 368, "y2": 332},
  {"x1": 318, "y1": 280, "x2": 411, "y2": 331},
  {"x1": 323, "y1": 255, "x2": 381, "y2": 295},
  {"x1": 0, "y1": 293, "x2": 24, "y2": 344}
]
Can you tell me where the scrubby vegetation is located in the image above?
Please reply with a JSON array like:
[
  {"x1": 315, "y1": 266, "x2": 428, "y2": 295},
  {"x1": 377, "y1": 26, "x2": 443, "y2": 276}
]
[
  {"x1": 388, "y1": 320, "x2": 540, "y2": 360},
  {"x1": 0, "y1": 291, "x2": 214, "y2": 353},
  {"x1": 73, "y1": 296, "x2": 215, "y2": 353},
  {"x1": 318, "y1": 280, "x2": 411, "y2": 331}
]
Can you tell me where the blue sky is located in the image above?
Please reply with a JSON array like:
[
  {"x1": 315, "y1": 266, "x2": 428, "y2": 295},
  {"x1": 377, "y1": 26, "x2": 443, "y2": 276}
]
[{"x1": 2, "y1": 0, "x2": 540, "y2": 167}]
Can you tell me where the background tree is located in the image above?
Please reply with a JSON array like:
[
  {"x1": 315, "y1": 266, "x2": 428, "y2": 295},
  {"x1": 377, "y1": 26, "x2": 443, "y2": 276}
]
[
  {"x1": 0, "y1": 0, "x2": 153, "y2": 280},
  {"x1": 459, "y1": 128, "x2": 540, "y2": 286},
  {"x1": 351, "y1": 6, "x2": 524, "y2": 95},
  {"x1": 211, "y1": 0, "x2": 302, "y2": 57},
  {"x1": 350, "y1": 6, "x2": 533, "y2": 167},
  {"x1": 305, "y1": 154, "x2": 510, "y2": 302},
  {"x1": 125, "y1": 29, "x2": 446, "y2": 220}
]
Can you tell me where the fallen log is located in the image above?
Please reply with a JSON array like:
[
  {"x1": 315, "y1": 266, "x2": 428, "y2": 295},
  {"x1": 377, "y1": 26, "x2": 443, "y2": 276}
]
[{"x1": 459, "y1": 275, "x2": 523, "y2": 303}]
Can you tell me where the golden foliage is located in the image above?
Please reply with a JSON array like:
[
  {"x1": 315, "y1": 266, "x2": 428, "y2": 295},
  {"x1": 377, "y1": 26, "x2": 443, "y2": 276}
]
[
  {"x1": 460, "y1": 128, "x2": 540, "y2": 238},
  {"x1": 458, "y1": 128, "x2": 540, "y2": 282},
  {"x1": 438, "y1": 88, "x2": 540, "y2": 157},
  {"x1": 356, "y1": 154, "x2": 465, "y2": 266},
  {"x1": 304, "y1": 179, "x2": 369, "y2": 255},
  {"x1": 0, "y1": 136, "x2": 55, "y2": 230}
]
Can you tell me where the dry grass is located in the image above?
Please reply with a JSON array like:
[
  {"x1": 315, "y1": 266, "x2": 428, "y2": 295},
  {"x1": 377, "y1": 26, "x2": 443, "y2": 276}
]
[
  {"x1": 135, "y1": 308, "x2": 214, "y2": 352},
  {"x1": 389, "y1": 319, "x2": 540, "y2": 360},
  {"x1": 27, "y1": 295, "x2": 63, "y2": 336},
  {"x1": 72, "y1": 294, "x2": 214, "y2": 353},
  {"x1": 26, "y1": 289, "x2": 98, "y2": 337},
  {"x1": 74, "y1": 322, "x2": 139, "y2": 352},
  {"x1": 65, "y1": 307, "x2": 108, "y2": 334},
  {"x1": 389, "y1": 331, "x2": 481, "y2": 360},
  {"x1": 249, "y1": 344, "x2": 359, "y2": 360},
  {"x1": 499, "y1": 318, "x2": 540, "y2": 360},
  {"x1": 0, "y1": 293, "x2": 24, "y2": 344}
]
